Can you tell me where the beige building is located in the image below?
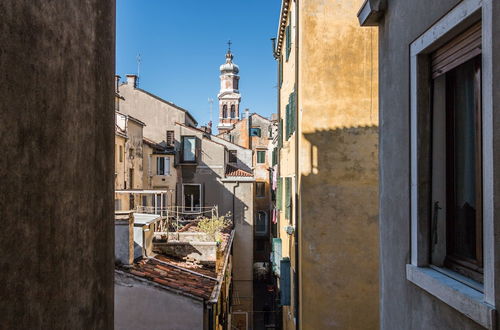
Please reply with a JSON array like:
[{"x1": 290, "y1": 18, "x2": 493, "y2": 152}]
[{"x1": 273, "y1": 0, "x2": 379, "y2": 329}]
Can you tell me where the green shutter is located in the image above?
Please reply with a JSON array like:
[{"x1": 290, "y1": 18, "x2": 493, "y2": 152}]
[
  {"x1": 280, "y1": 258, "x2": 291, "y2": 306},
  {"x1": 272, "y1": 147, "x2": 277, "y2": 166},
  {"x1": 285, "y1": 177, "x2": 292, "y2": 220},
  {"x1": 286, "y1": 103, "x2": 292, "y2": 140},
  {"x1": 276, "y1": 178, "x2": 283, "y2": 210},
  {"x1": 279, "y1": 58, "x2": 283, "y2": 88},
  {"x1": 292, "y1": 91, "x2": 296, "y2": 134},
  {"x1": 278, "y1": 119, "x2": 283, "y2": 149}
]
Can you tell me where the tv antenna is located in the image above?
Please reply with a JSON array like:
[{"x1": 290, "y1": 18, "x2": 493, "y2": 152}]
[
  {"x1": 136, "y1": 53, "x2": 141, "y2": 86},
  {"x1": 208, "y1": 98, "x2": 214, "y2": 124}
]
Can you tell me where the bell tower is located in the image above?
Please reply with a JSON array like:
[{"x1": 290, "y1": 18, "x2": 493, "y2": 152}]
[{"x1": 218, "y1": 41, "x2": 241, "y2": 133}]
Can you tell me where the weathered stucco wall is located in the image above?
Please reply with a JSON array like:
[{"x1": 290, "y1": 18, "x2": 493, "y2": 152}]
[
  {"x1": 0, "y1": 1, "x2": 115, "y2": 328},
  {"x1": 376, "y1": 0, "x2": 500, "y2": 329},
  {"x1": 115, "y1": 271, "x2": 204, "y2": 330},
  {"x1": 299, "y1": 0, "x2": 380, "y2": 328}
]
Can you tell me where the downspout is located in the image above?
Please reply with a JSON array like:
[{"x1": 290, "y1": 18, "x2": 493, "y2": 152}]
[
  {"x1": 232, "y1": 182, "x2": 239, "y2": 228},
  {"x1": 294, "y1": 1, "x2": 300, "y2": 329}
]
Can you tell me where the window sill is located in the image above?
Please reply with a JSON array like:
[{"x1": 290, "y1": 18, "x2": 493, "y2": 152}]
[{"x1": 406, "y1": 264, "x2": 495, "y2": 329}]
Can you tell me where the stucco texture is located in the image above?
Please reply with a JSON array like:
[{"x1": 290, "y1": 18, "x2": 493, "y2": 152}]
[
  {"x1": 0, "y1": 1, "x2": 115, "y2": 329},
  {"x1": 377, "y1": 0, "x2": 500, "y2": 329},
  {"x1": 280, "y1": 0, "x2": 380, "y2": 328}
]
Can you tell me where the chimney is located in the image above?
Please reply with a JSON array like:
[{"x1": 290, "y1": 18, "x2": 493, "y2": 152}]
[
  {"x1": 115, "y1": 211, "x2": 134, "y2": 265},
  {"x1": 245, "y1": 108, "x2": 250, "y2": 119},
  {"x1": 115, "y1": 75, "x2": 121, "y2": 93},
  {"x1": 126, "y1": 74, "x2": 138, "y2": 88}
]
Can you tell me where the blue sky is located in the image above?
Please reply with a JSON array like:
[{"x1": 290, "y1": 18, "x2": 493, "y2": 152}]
[{"x1": 116, "y1": 1, "x2": 281, "y2": 131}]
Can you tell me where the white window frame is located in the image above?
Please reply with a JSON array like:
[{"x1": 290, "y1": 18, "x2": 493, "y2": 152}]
[
  {"x1": 408, "y1": 0, "x2": 496, "y2": 328},
  {"x1": 182, "y1": 183, "x2": 202, "y2": 213},
  {"x1": 156, "y1": 156, "x2": 171, "y2": 176}
]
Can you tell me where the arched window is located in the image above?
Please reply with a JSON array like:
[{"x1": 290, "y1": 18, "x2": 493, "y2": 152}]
[
  {"x1": 230, "y1": 105, "x2": 236, "y2": 118},
  {"x1": 255, "y1": 211, "x2": 267, "y2": 235},
  {"x1": 222, "y1": 105, "x2": 227, "y2": 118}
]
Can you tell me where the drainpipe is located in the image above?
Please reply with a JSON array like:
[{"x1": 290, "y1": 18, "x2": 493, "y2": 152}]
[
  {"x1": 294, "y1": 1, "x2": 300, "y2": 329},
  {"x1": 232, "y1": 182, "x2": 239, "y2": 228}
]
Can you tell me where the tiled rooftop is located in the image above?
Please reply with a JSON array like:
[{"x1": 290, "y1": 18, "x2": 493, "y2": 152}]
[
  {"x1": 226, "y1": 164, "x2": 253, "y2": 177},
  {"x1": 121, "y1": 257, "x2": 217, "y2": 300}
]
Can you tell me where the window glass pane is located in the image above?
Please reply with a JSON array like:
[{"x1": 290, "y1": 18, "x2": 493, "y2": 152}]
[
  {"x1": 164, "y1": 157, "x2": 170, "y2": 175},
  {"x1": 257, "y1": 151, "x2": 266, "y2": 164},
  {"x1": 184, "y1": 185, "x2": 201, "y2": 211},
  {"x1": 448, "y1": 59, "x2": 479, "y2": 261},
  {"x1": 183, "y1": 137, "x2": 196, "y2": 162}
]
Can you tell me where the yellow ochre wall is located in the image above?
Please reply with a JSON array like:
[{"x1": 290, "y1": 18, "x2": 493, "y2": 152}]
[{"x1": 277, "y1": 0, "x2": 379, "y2": 329}]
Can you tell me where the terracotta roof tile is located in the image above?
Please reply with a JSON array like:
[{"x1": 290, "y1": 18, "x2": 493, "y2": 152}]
[
  {"x1": 119, "y1": 257, "x2": 217, "y2": 300},
  {"x1": 226, "y1": 164, "x2": 253, "y2": 177}
]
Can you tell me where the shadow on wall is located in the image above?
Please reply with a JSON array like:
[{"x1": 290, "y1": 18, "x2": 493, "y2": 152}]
[{"x1": 299, "y1": 125, "x2": 380, "y2": 328}]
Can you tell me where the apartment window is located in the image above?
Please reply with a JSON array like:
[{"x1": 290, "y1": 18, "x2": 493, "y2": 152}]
[
  {"x1": 255, "y1": 211, "x2": 268, "y2": 235},
  {"x1": 142, "y1": 196, "x2": 147, "y2": 208},
  {"x1": 181, "y1": 136, "x2": 196, "y2": 162},
  {"x1": 129, "y1": 169, "x2": 134, "y2": 189},
  {"x1": 431, "y1": 56, "x2": 483, "y2": 281},
  {"x1": 119, "y1": 145, "x2": 123, "y2": 162},
  {"x1": 115, "y1": 199, "x2": 121, "y2": 211},
  {"x1": 257, "y1": 151, "x2": 266, "y2": 164},
  {"x1": 250, "y1": 127, "x2": 261, "y2": 137},
  {"x1": 256, "y1": 182, "x2": 265, "y2": 198},
  {"x1": 156, "y1": 156, "x2": 170, "y2": 176},
  {"x1": 230, "y1": 105, "x2": 236, "y2": 118},
  {"x1": 166, "y1": 130, "x2": 174, "y2": 146},
  {"x1": 408, "y1": 8, "x2": 494, "y2": 328},
  {"x1": 229, "y1": 150, "x2": 237, "y2": 163},
  {"x1": 183, "y1": 184, "x2": 201, "y2": 212}
]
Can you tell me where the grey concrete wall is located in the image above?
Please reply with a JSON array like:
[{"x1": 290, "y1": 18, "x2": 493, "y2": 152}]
[
  {"x1": 0, "y1": 1, "x2": 115, "y2": 329},
  {"x1": 115, "y1": 272, "x2": 204, "y2": 330},
  {"x1": 378, "y1": 0, "x2": 499, "y2": 329}
]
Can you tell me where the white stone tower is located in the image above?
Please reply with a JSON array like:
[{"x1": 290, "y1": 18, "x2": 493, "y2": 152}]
[{"x1": 217, "y1": 41, "x2": 241, "y2": 133}]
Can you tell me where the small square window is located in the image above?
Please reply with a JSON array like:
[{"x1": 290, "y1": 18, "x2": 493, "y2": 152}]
[
  {"x1": 257, "y1": 151, "x2": 266, "y2": 164},
  {"x1": 250, "y1": 127, "x2": 261, "y2": 137},
  {"x1": 229, "y1": 150, "x2": 237, "y2": 163}
]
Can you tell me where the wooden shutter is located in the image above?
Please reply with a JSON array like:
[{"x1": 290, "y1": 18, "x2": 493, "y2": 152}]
[
  {"x1": 285, "y1": 177, "x2": 292, "y2": 220},
  {"x1": 278, "y1": 119, "x2": 283, "y2": 149},
  {"x1": 286, "y1": 24, "x2": 291, "y2": 60},
  {"x1": 277, "y1": 178, "x2": 283, "y2": 210},
  {"x1": 280, "y1": 258, "x2": 291, "y2": 306},
  {"x1": 431, "y1": 22, "x2": 481, "y2": 78}
]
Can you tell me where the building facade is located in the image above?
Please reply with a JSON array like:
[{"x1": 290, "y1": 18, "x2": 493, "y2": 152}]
[
  {"x1": 273, "y1": 0, "x2": 380, "y2": 329},
  {"x1": 359, "y1": 0, "x2": 500, "y2": 329}
]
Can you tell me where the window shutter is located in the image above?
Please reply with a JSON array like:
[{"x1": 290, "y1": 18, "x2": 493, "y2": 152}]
[
  {"x1": 431, "y1": 22, "x2": 481, "y2": 78},
  {"x1": 280, "y1": 258, "x2": 291, "y2": 306},
  {"x1": 277, "y1": 178, "x2": 283, "y2": 210},
  {"x1": 157, "y1": 157, "x2": 162, "y2": 175},
  {"x1": 285, "y1": 177, "x2": 292, "y2": 220},
  {"x1": 278, "y1": 119, "x2": 283, "y2": 149},
  {"x1": 272, "y1": 238, "x2": 282, "y2": 276},
  {"x1": 165, "y1": 157, "x2": 170, "y2": 175},
  {"x1": 279, "y1": 58, "x2": 283, "y2": 88},
  {"x1": 285, "y1": 104, "x2": 290, "y2": 140}
]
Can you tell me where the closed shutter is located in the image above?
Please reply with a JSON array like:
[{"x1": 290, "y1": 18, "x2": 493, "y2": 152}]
[
  {"x1": 278, "y1": 119, "x2": 283, "y2": 149},
  {"x1": 285, "y1": 177, "x2": 292, "y2": 220},
  {"x1": 431, "y1": 22, "x2": 481, "y2": 78},
  {"x1": 280, "y1": 258, "x2": 291, "y2": 306},
  {"x1": 285, "y1": 104, "x2": 290, "y2": 140},
  {"x1": 279, "y1": 58, "x2": 283, "y2": 88},
  {"x1": 277, "y1": 178, "x2": 283, "y2": 210},
  {"x1": 286, "y1": 24, "x2": 291, "y2": 61}
]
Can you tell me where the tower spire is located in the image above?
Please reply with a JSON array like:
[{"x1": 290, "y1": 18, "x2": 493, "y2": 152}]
[{"x1": 227, "y1": 40, "x2": 232, "y2": 53}]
